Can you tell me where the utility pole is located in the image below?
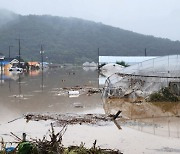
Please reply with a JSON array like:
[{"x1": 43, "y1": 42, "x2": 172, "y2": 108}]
[
  {"x1": 0, "y1": 54, "x2": 5, "y2": 85},
  {"x1": 0, "y1": 59, "x2": 2, "y2": 85},
  {"x1": 40, "y1": 45, "x2": 44, "y2": 71},
  {"x1": 145, "y1": 48, "x2": 147, "y2": 56},
  {"x1": 16, "y1": 38, "x2": 22, "y2": 67},
  {"x1": 97, "y1": 48, "x2": 100, "y2": 89},
  {"x1": 40, "y1": 45, "x2": 44, "y2": 92},
  {"x1": 18, "y1": 39, "x2": 21, "y2": 67},
  {"x1": 98, "y1": 48, "x2": 100, "y2": 70},
  {"x1": 9, "y1": 45, "x2": 13, "y2": 58}
]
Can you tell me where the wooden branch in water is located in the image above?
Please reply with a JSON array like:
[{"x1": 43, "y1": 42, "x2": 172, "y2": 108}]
[
  {"x1": 8, "y1": 116, "x2": 24, "y2": 124},
  {"x1": 10, "y1": 132, "x2": 22, "y2": 141}
]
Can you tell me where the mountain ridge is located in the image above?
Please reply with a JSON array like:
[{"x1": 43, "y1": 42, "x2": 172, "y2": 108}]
[{"x1": 0, "y1": 10, "x2": 180, "y2": 63}]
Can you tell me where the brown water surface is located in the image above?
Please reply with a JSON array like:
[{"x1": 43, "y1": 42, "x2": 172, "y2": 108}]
[{"x1": 0, "y1": 67, "x2": 180, "y2": 154}]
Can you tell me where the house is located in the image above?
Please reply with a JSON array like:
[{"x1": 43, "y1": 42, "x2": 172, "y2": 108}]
[
  {"x1": 0, "y1": 53, "x2": 29, "y2": 73},
  {"x1": 2, "y1": 57, "x2": 26, "y2": 70},
  {"x1": 28, "y1": 61, "x2": 40, "y2": 70},
  {"x1": 2, "y1": 58, "x2": 18, "y2": 70},
  {"x1": 10, "y1": 56, "x2": 25, "y2": 67}
]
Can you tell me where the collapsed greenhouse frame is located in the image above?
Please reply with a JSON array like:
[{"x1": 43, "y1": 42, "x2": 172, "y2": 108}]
[{"x1": 103, "y1": 55, "x2": 180, "y2": 100}]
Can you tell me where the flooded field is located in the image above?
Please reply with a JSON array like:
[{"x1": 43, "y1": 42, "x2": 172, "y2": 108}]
[{"x1": 0, "y1": 67, "x2": 180, "y2": 154}]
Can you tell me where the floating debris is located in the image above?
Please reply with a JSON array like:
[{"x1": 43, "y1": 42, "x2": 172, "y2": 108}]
[
  {"x1": 68, "y1": 90, "x2": 80, "y2": 97},
  {"x1": 25, "y1": 113, "x2": 114, "y2": 126},
  {"x1": 52, "y1": 86, "x2": 101, "y2": 97},
  {"x1": 68, "y1": 90, "x2": 80, "y2": 95},
  {"x1": 87, "y1": 88, "x2": 101, "y2": 96},
  {"x1": 73, "y1": 102, "x2": 83, "y2": 108}
]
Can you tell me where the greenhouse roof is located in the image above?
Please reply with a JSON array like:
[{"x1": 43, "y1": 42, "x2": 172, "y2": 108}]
[
  {"x1": 99, "y1": 56, "x2": 156, "y2": 65},
  {"x1": 122, "y1": 55, "x2": 180, "y2": 77}
]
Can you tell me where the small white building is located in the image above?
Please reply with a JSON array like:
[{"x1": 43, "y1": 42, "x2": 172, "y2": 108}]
[
  {"x1": 99, "y1": 56, "x2": 157, "y2": 65},
  {"x1": 83, "y1": 61, "x2": 97, "y2": 67}
]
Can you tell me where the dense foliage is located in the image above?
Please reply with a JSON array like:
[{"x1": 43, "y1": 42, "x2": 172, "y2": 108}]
[{"x1": 0, "y1": 10, "x2": 180, "y2": 64}]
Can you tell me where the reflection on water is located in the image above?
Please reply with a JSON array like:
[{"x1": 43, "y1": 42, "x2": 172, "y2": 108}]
[{"x1": 0, "y1": 67, "x2": 101, "y2": 123}]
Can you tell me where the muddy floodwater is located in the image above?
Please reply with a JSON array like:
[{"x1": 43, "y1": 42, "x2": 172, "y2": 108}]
[{"x1": 0, "y1": 67, "x2": 180, "y2": 154}]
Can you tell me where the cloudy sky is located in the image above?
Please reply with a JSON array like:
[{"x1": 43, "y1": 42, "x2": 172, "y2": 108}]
[{"x1": 0, "y1": 0, "x2": 180, "y2": 41}]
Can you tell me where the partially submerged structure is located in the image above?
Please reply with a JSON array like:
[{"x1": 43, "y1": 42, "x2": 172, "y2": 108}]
[
  {"x1": 0, "y1": 56, "x2": 26, "y2": 71},
  {"x1": 83, "y1": 61, "x2": 97, "y2": 67},
  {"x1": 103, "y1": 55, "x2": 180, "y2": 101},
  {"x1": 28, "y1": 61, "x2": 40, "y2": 70}
]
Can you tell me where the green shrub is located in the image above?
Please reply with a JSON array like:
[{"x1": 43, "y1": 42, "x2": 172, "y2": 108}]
[
  {"x1": 17, "y1": 142, "x2": 38, "y2": 154},
  {"x1": 116, "y1": 61, "x2": 129, "y2": 67},
  {"x1": 148, "y1": 87, "x2": 179, "y2": 102},
  {"x1": 98, "y1": 63, "x2": 106, "y2": 69}
]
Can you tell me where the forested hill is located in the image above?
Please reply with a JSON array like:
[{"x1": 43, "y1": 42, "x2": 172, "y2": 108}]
[{"x1": 0, "y1": 11, "x2": 180, "y2": 63}]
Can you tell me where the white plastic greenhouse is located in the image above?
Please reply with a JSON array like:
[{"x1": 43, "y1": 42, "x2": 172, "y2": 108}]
[
  {"x1": 122, "y1": 55, "x2": 180, "y2": 77},
  {"x1": 103, "y1": 55, "x2": 180, "y2": 100}
]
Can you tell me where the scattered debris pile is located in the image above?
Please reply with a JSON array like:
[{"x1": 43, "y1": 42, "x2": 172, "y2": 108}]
[
  {"x1": 0, "y1": 123, "x2": 122, "y2": 154},
  {"x1": 25, "y1": 113, "x2": 113, "y2": 127}
]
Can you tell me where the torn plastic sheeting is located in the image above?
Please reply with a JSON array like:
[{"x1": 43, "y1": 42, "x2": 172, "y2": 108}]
[{"x1": 68, "y1": 91, "x2": 80, "y2": 95}]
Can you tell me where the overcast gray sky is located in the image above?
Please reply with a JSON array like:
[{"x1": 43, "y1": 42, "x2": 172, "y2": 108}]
[{"x1": 0, "y1": 0, "x2": 180, "y2": 41}]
